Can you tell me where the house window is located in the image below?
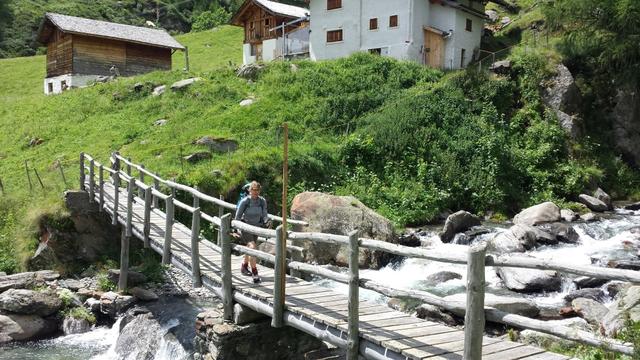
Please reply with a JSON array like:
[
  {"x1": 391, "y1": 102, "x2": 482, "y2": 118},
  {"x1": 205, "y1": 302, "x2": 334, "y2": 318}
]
[
  {"x1": 326, "y1": 29, "x2": 343, "y2": 43},
  {"x1": 465, "y1": 18, "x2": 472, "y2": 32},
  {"x1": 265, "y1": 18, "x2": 270, "y2": 26},
  {"x1": 389, "y1": 15, "x2": 398, "y2": 28},
  {"x1": 327, "y1": 0, "x2": 342, "y2": 10},
  {"x1": 460, "y1": 48, "x2": 466, "y2": 68},
  {"x1": 251, "y1": 44, "x2": 258, "y2": 56},
  {"x1": 61, "y1": 80, "x2": 68, "y2": 91},
  {"x1": 369, "y1": 48, "x2": 382, "y2": 55},
  {"x1": 369, "y1": 18, "x2": 378, "y2": 30}
]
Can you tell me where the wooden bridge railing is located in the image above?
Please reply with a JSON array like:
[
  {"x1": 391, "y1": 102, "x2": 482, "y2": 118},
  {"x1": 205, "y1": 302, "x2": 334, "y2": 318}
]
[{"x1": 79, "y1": 153, "x2": 636, "y2": 358}]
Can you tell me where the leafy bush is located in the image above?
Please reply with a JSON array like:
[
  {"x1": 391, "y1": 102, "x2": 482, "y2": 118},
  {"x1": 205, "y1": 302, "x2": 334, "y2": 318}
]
[
  {"x1": 191, "y1": 8, "x2": 231, "y2": 32},
  {"x1": 97, "y1": 273, "x2": 116, "y2": 292},
  {"x1": 57, "y1": 288, "x2": 75, "y2": 308},
  {"x1": 64, "y1": 306, "x2": 96, "y2": 325}
]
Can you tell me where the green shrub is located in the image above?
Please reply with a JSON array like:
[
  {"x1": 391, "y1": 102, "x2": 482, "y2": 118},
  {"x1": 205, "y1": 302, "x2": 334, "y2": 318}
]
[
  {"x1": 97, "y1": 273, "x2": 116, "y2": 292},
  {"x1": 57, "y1": 288, "x2": 75, "y2": 308},
  {"x1": 64, "y1": 306, "x2": 96, "y2": 325},
  {"x1": 191, "y1": 8, "x2": 231, "y2": 32}
]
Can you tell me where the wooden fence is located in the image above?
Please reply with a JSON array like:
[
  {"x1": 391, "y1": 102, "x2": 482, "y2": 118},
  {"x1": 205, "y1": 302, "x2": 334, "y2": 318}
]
[{"x1": 80, "y1": 152, "x2": 637, "y2": 358}]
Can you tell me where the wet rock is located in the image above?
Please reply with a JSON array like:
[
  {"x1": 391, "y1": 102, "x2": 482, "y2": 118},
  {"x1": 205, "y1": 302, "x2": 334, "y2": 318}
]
[
  {"x1": 439, "y1": 211, "x2": 481, "y2": 243},
  {"x1": 170, "y1": 78, "x2": 201, "y2": 91},
  {"x1": 62, "y1": 316, "x2": 92, "y2": 335},
  {"x1": 572, "y1": 298, "x2": 608, "y2": 326},
  {"x1": 85, "y1": 297, "x2": 101, "y2": 313},
  {"x1": 100, "y1": 291, "x2": 136, "y2": 317},
  {"x1": 513, "y1": 224, "x2": 555, "y2": 246},
  {"x1": 605, "y1": 282, "x2": 627, "y2": 299},
  {"x1": 560, "y1": 209, "x2": 579, "y2": 222},
  {"x1": 397, "y1": 233, "x2": 421, "y2": 247},
  {"x1": 537, "y1": 222, "x2": 579, "y2": 244},
  {"x1": 415, "y1": 304, "x2": 458, "y2": 326},
  {"x1": 625, "y1": 202, "x2": 640, "y2": 211},
  {"x1": 183, "y1": 151, "x2": 211, "y2": 163},
  {"x1": 564, "y1": 288, "x2": 605, "y2": 303},
  {"x1": 602, "y1": 285, "x2": 640, "y2": 336},
  {"x1": 519, "y1": 318, "x2": 589, "y2": 349},
  {"x1": 573, "y1": 276, "x2": 608, "y2": 289},
  {"x1": 194, "y1": 136, "x2": 239, "y2": 153},
  {"x1": 129, "y1": 287, "x2": 158, "y2": 302},
  {"x1": 0, "y1": 314, "x2": 58, "y2": 343},
  {"x1": 107, "y1": 269, "x2": 146, "y2": 286},
  {"x1": 513, "y1": 202, "x2": 561, "y2": 226},
  {"x1": 581, "y1": 212, "x2": 600, "y2": 222},
  {"x1": 496, "y1": 267, "x2": 561, "y2": 293},
  {"x1": 0, "y1": 289, "x2": 62, "y2": 316},
  {"x1": 608, "y1": 259, "x2": 640, "y2": 271},
  {"x1": 425, "y1": 271, "x2": 462, "y2": 284},
  {"x1": 444, "y1": 293, "x2": 539, "y2": 318},
  {"x1": 152, "y1": 85, "x2": 166, "y2": 96},
  {"x1": 487, "y1": 230, "x2": 527, "y2": 254},
  {"x1": 593, "y1": 188, "x2": 613, "y2": 210},
  {"x1": 579, "y1": 194, "x2": 608, "y2": 212}
]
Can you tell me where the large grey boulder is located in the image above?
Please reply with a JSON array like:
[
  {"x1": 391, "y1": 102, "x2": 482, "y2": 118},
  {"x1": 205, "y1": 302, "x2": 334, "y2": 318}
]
[
  {"x1": 512, "y1": 224, "x2": 556, "y2": 246},
  {"x1": 439, "y1": 211, "x2": 481, "y2": 243},
  {"x1": 513, "y1": 202, "x2": 561, "y2": 226},
  {"x1": 0, "y1": 289, "x2": 62, "y2": 316},
  {"x1": 107, "y1": 269, "x2": 146, "y2": 286},
  {"x1": 542, "y1": 64, "x2": 584, "y2": 138},
  {"x1": 0, "y1": 314, "x2": 58, "y2": 343},
  {"x1": 594, "y1": 188, "x2": 613, "y2": 210},
  {"x1": 290, "y1": 192, "x2": 397, "y2": 268},
  {"x1": 519, "y1": 317, "x2": 589, "y2": 349},
  {"x1": 62, "y1": 316, "x2": 92, "y2": 335},
  {"x1": 611, "y1": 85, "x2": 640, "y2": 166},
  {"x1": 170, "y1": 77, "x2": 201, "y2": 91},
  {"x1": 0, "y1": 270, "x2": 59, "y2": 292},
  {"x1": 444, "y1": 292, "x2": 539, "y2": 318},
  {"x1": 537, "y1": 223, "x2": 580, "y2": 244},
  {"x1": 487, "y1": 229, "x2": 527, "y2": 254},
  {"x1": 564, "y1": 288, "x2": 605, "y2": 303},
  {"x1": 497, "y1": 267, "x2": 562, "y2": 293},
  {"x1": 560, "y1": 209, "x2": 579, "y2": 222},
  {"x1": 602, "y1": 285, "x2": 640, "y2": 336},
  {"x1": 578, "y1": 194, "x2": 608, "y2": 212},
  {"x1": 100, "y1": 291, "x2": 136, "y2": 318},
  {"x1": 415, "y1": 303, "x2": 458, "y2": 326},
  {"x1": 425, "y1": 271, "x2": 462, "y2": 284},
  {"x1": 572, "y1": 298, "x2": 608, "y2": 326},
  {"x1": 194, "y1": 136, "x2": 239, "y2": 153}
]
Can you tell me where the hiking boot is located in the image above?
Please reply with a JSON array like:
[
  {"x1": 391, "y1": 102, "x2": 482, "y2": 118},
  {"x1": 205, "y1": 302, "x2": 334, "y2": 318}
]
[
  {"x1": 241, "y1": 263, "x2": 252, "y2": 276},
  {"x1": 252, "y1": 268, "x2": 261, "y2": 284}
]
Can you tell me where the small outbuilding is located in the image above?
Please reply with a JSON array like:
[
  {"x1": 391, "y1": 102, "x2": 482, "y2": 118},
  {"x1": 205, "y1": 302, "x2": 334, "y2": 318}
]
[{"x1": 37, "y1": 13, "x2": 185, "y2": 95}]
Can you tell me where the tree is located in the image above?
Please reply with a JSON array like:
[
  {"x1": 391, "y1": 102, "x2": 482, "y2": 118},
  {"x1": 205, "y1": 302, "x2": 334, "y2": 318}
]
[{"x1": 191, "y1": 7, "x2": 231, "y2": 32}]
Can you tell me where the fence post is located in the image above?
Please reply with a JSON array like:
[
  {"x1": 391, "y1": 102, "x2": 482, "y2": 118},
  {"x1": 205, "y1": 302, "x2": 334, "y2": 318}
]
[
  {"x1": 347, "y1": 230, "x2": 360, "y2": 360},
  {"x1": 79, "y1": 153, "x2": 85, "y2": 191},
  {"x1": 272, "y1": 225, "x2": 286, "y2": 328},
  {"x1": 191, "y1": 208, "x2": 202, "y2": 287},
  {"x1": 218, "y1": 195, "x2": 224, "y2": 246},
  {"x1": 112, "y1": 172, "x2": 120, "y2": 226},
  {"x1": 162, "y1": 196, "x2": 174, "y2": 265},
  {"x1": 220, "y1": 214, "x2": 233, "y2": 321},
  {"x1": 119, "y1": 179, "x2": 135, "y2": 292},
  {"x1": 463, "y1": 241, "x2": 487, "y2": 360},
  {"x1": 143, "y1": 187, "x2": 152, "y2": 248},
  {"x1": 58, "y1": 163, "x2": 68, "y2": 189},
  {"x1": 138, "y1": 164, "x2": 145, "y2": 198},
  {"x1": 126, "y1": 158, "x2": 132, "y2": 177},
  {"x1": 98, "y1": 165, "x2": 104, "y2": 212},
  {"x1": 88, "y1": 160, "x2": 95, "y2": 202},
  {"x1": 153, "y1": 174, "x2": 160, "y2": 208}
]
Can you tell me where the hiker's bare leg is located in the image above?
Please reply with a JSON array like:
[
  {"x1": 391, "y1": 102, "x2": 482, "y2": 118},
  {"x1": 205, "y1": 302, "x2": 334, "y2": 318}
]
[{"x1": 246, "y1": 241, "x2": 257, "y2": 269}]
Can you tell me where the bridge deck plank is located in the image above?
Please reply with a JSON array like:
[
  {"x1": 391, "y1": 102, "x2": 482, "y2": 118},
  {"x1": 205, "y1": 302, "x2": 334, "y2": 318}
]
[{"x1": 90, "y1": 180, "x2": 568, "y2": 360}]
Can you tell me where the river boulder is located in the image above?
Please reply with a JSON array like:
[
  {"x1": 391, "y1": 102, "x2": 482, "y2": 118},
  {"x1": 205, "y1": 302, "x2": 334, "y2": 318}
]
[
  {"x1": 0, "y1": 314, "x2": 58, "y2": 343},
  {"x1": 611, "y1": 85, "x2": 640, "y2": 166},
  {"x1": 0, "y1": 270, "x2": 59, "y2": 292},
  {"x1": 513, "y1": 202, "x2": 561, "y2": 226},
  {"x1": 564, "y1": 288, "x2": 605, "y2": 303},
  {"x1": 519, "y1": 317, "x2": 589, "y2": 349},
  {"x1": 578, "y1": 194, "x2": 608, "y2": 212},
  {"x1": 443, "y1": 293, "x2": 539, "y2": 318},
  {"x1": 602, "y1": 285, "x2": 640, "y2": 336},
  {"x1": 537, "y1": 223, "x2": 580, "y2": 244},
  {"x1": 290, "y1": 192, "x2": 397, "y2": 268},
  {"x1": 415, "y1": 303, "x2": 458, "y2": 326},
  {"x1": 425, "y1": 271, "x2": 462, "y2": 284},
  {"x1": 107, "y1": 269, "x2": 147, "y2": 286},
  {"x1": 572, "y1": 298, "x2": 608, "y2": 326},
  {"x1": 0, "y1": 289, "x2": 62, "y2": 316},
  {"x1": 496, "y1": 267, "x2": 561, "y2": 293},
  {"x1": 593, "y1": 188, "x2": 613, "y2": 210},
  {"x1": 487, "y1": 229, "x2": 527, "y2": 254},
  {"x1": 439, "y1": 211, "x2": 481, "y2": 243},
  {"x1": 560, "y1": 209, "x2": 579, "y2": 222}
]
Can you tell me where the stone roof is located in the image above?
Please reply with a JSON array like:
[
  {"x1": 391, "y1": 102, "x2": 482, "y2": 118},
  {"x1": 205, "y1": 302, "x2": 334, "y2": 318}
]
[{"x1": 39, "y1": 13, "x2": 185, "y2": 50}]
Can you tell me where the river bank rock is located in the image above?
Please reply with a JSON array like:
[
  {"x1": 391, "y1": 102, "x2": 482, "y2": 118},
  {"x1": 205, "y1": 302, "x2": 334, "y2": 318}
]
[
  {"x1": 560, "y1": 209, "x2": 579, "y2": 222},
  {"x1": 602, "y1": 285, "x2": 640, "y2": 336},
  {"x1": 581, "y1": 212, "x2": 600, "y2": 222},
  {"x1": 129, "y1": 287, "x2": 158, "y2": 302},
  {"x1": 0, "y1": 313, "x2": 58, "y2": 343},
  {"x1": 0, "y1": 270, "x2": 60, "y2": 292},
  {"x1": 425, "y1": 271, "x2": 462, "y2": 284},
  {"x1": 439, "y1": 211, "x2": 481, "y2": 243},
  {"x1": 107, "y1": 269, "x2": 147, "y2": 287},
  {"x1": 513, "y1": 202, "x2": 561, "y2": 226},
  {"x1": 290, "y1": 192, "x2": 397, "y2": 269},
  {"x1": 572, "y1": 298, "x2": 608, "y2": 326},
  {"x1": 536, "y1": 223, "x2": 579, "y2": 244},
  {"x1": 578, "y1": 194, "x2": 608, "y2": 212},
  {"x1": 415, "y1": 304, "x2": 458, "y2": 326},
  {"x1": 496, "y1": 267, "x2": 561, "y2": 293},
  {"x1": 594, "y1": 188, "x2": 613, "y2": 210},
  {"x1": 564, "y1": 288, "x2": 605, "y2": 303},
  {"x1": 443, "y1": 293, "x2": 539, "y2": 318},
  {"x1": 518, "y1": 317, "x2": 589, "y2": 349},
  {"x1": 0, "y1": 289, "x2": 62, "y2": 316},
  {"x1": 100, "y1": 291, "x2": 135, "y2": 318},
  {"x1": 573, "y1": 276, "x2": 608, "y2": 289},
  {"x1": 62, "y1": 316, "x2": 92, "y2": 335}
]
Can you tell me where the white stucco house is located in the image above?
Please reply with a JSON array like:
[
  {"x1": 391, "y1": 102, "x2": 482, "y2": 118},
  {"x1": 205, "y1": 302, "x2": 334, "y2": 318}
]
[{"x1": 308, "y1": 0, "x2": 486, "y2": 69}]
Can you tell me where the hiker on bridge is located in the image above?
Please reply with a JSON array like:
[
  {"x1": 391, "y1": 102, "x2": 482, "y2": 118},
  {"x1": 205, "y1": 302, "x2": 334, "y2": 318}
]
[{"x1": 235, "y1": 181, "x2": 270, "y2": 283}]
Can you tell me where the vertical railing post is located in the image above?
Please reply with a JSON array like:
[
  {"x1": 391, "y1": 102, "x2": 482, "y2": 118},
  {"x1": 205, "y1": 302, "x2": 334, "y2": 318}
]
[
  {"x1": 126, "y1": 158, "x2": 132, "y2": 177},
  {"x1": 218, "y1": 196, "x2": 224, "y2": 246},
  {"x1": 153, "y1": 174, "x2": 160, "y2": 208},
  {"x1": 138, "y1": 164, "x2": 145, "y2": 198},
  {"x1": 191, "y1": 208, "x2": 202, "y2": 287},
  {"x1": 88, "y1": 159, "x2": 95, "y2": 202},
  {"x1": 98, "y1": 165, "x2": 104, "y2": 212},
  {"x1": 79, "y1": 153, "x2": 85, "y2": 191},
  {"x1": 272, "y1": 225, "x2": 286, "y2": 328},
  {"x1": 463, "y1": 241, "x2": 487, "y2": 360},
  {"x1": 143, "y1": 186, "x2": 152, "y2": 248},
  {"x1": 220, "y1": 214, "x2": 233, "y2": 321},
  {"x1": 162, "y1": 196, "x2": 174, "y2": 265},
  {"x1": 112, "y1": 172, "x2": 120, "y2": 226},
  {"x1": 347, "y1": 230, "x2": 360, "y2": 360},
  {"x1": 119, "y1": 179, "x2": 135, "y2": 292}
]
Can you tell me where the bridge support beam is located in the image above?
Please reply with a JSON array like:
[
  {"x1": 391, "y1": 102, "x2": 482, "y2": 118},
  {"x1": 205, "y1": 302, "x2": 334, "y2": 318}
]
[
  {"x1": 162, "y1": 195, "x2": 174, "y2": 265},
  {"x1": 191, "y1": 208, "x2": 202, "y2": 288},
  {"x1": 347, "y1": 230, "x2": 360, "y2": 360},
  {"x1": 463, "y1": 241, "x2": 487, "y2": 360},
  {"x1": 272, "y1": 225, "x2": 286, "y2": 328},
  {"x1": 220, "y1": 213, "x2": 233, "y2": 321},
  {"x1": 118, "y1": 179, "x2": 135, "y2": 292}
]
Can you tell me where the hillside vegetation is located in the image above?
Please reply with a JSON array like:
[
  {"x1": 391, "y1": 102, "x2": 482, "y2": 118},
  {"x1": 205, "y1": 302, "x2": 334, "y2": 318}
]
[{"x1": 1, "y1": 2, "x2": 639, "y2": 276}]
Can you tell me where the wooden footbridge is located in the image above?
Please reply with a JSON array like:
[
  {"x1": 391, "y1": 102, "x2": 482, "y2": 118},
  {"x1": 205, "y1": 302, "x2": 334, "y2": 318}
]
[{"x1": 79, "y1": 152, "x2": 638, "y2": 360}]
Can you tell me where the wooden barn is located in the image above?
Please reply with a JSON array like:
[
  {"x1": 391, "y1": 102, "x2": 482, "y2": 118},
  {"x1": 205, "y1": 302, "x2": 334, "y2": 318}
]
[
  {"x1": 37, "y1": 13, "x2": 185, "y2": 95},
  {"x1": 231, "y1": 0, "x2": 309, "y2": 64}
]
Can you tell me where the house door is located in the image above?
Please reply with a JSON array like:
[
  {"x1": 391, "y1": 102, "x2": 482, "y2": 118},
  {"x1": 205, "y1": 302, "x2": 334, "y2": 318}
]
[{"x1": 423, "y1": 29, "x2": 444, "y2": 68}]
